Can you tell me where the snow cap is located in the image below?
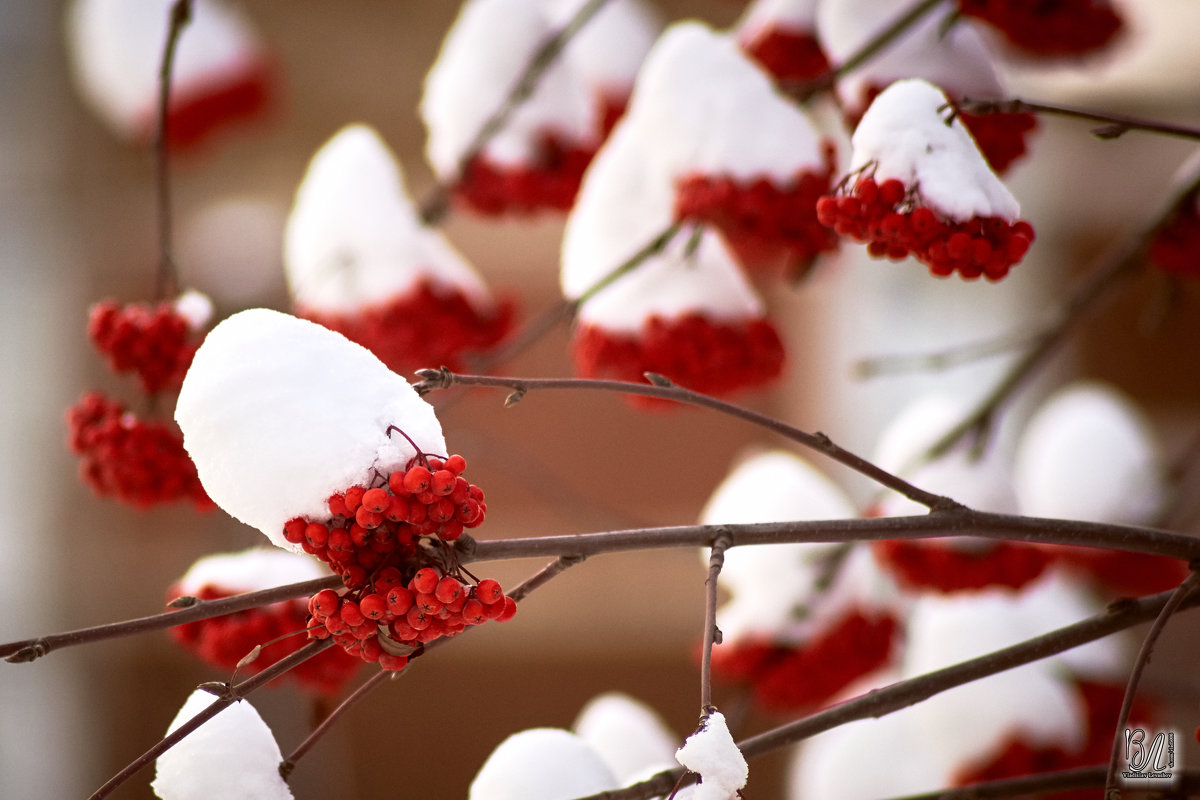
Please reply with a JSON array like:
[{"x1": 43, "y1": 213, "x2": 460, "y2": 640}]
[
  {"x1": 284, "y1": 124, "x2": 489, "y2": 314},
  {"x1": 469, "y1": 728, "x2": 619, "y2": 799},
  {"x1": 572, "y1": 693, "x2": 679, "y2": 784},
  {"x1": 175, "y1": 308, "x2": 446, "y2": 549},
  {"x1": 675, "y1": 712, "x2": 748, "y2": 800},
  {"x1": 151, "y1": 691, "x2": 293, "y2": 800},
  {"x1": 174, "y1": 547, "x2": 330, "y2": 596},
  {"x1": 850, "y1": 79, "x2": 1020, "y2": 222}
]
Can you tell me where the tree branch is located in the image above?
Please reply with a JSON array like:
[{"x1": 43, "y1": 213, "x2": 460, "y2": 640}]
[
  {"x1": 958, "y1": 97, "x2": 1200, "y2": 143},
  {"x1": 153, "y1": 0, "x2": 191, "y2": 300},
  {"x1": 700, "y1": 530, "x2": 732, "y2": 714}
]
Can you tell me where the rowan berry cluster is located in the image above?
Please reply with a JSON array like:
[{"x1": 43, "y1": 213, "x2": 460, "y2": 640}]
[
  {"x1": 67, "y1": 391, "x2": 212, "y2": 509},
  {"x1": 1149, "y1": 187, "x2": 1200, "y2": 280},
  {"x1": 453, "y1": 132, "x2": 596, "y2": 215},
  {"x1": 299, "y1": 280, "x2": 515, "y2": 374},
  {"x1": 956, "y1": 0, "x2": 1123, "y2": 58},
  {"x1": 169, "y1": 585, "x2": 362, "y2": 695},
  {"x1": 674, "y1": 155, "x2": 839, "y2": 275},
  {"x1": 816, "y1": 175, "x2": 1034, "y2": 281},
  {"x1": 87, "y1": 300, "x2": 200, "y2": 394},
  {"x1": 741, "y1": 28, "x2": 830, "y2": 83},
  {"x1": 305, "y1": 568, "x2": 516, "y2": 671},
  {"x1": 573, "y1": 313, "x2": 785, "y2": 402},
  {"x1": 871, "y1": 539, "x2": 1054, "y2": 593}
]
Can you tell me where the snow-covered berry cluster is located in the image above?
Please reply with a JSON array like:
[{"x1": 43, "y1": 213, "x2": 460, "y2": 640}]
[
  {"x1": 67, "y1": 391, "x2": 212, "y2": 509},
  {"x1": 957, "y1": 0, "x2": 1124, "y2": 59},
  {"x1": 741, "y1": 27, "x2": 830, "y2": 83},
  {"x1": 169, "y1": 584, "x2": 361, "y2": 695},
  {"x1": 816, "y1": 175, "x2": 1034, "y2": 281},
  {"x1": 305, "y1": 568, "x2": 516, "y2": 672},
  {"x1": 87, "y1": 299, "x2": 200, "y2": 394},
  {"x1": 1149, "y1": 186, "x2": 1200, "y2": 280},
  {"x1": 454, "y1": 134, "x2": 598, "y2": 216}
]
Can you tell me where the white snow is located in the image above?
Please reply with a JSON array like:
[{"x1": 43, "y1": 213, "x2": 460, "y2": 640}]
[
  {"x1": 175, "y1": 547, "x2": 330, "y2": 597},
  {"x1": 737, "y1": 0, "x2": 820, "y2": 41},
  {"x1": 173, "y1": 289, "x2": 214, "y2": 331},
  {"x1": 284, "y1": 124, "x2": 490, "y2": 314},
  {"x1": 468, "y1": 728, "x2": 619, "y2": 799},
  {"x1": 151, "y1": 690, "x2": 293, "y2": 800},
  {"x1": 571, "y1": 692, "x2": 679, "y2": 784},
  {"x1": 174, "y1": 308, "x2": 446, "y2": 550},
  {"x1": 1013, "y1": 381, "x2": 1166, "y2": 526},
  {"x1": 542, "y1": 0, "x2": 661, "y2": 98},
  {"x1": 65, "y1": 0, "x2": 264, "y2": 139},
  {"x1": 816, "y1": 0, "x2": 1005, "y2": 117},
  {"x1": 849, "y1": 79, "x2": 1021, "y2": 222},
  {"x1": 675, "y1": 712, "x2": 748, "y2": 800},
  {"x1": 420, "y1": 0, "x2": 597, "y2": 177}
]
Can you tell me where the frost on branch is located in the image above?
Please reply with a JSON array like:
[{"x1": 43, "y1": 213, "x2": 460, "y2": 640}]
[
  {"x1": 151, "y1": 690, "x2": 293, "y2": 800},
  {"x1": 420, "y1": 0, "x2": 659, "y2": 215},
  {"x1": 174, "y1": 308, "x2": 445, "y2": 548},
  {"x1": 700, "y1": 452, "x2": 901, "y2": 711},
  {"x1": 817, "y1": 79, "x2": 1034, "y2": 281},
  {"x1": 65, "y1": 0, "x2": 274, "y2": 149},
  {"x1": 734, "y1": 0, "x2": 829, "y2": 82},
  {"x1": 675, "y1": 711, "x2": 748, "y2": 800},
  {"x1": 168, "y1": 548, "x2": 361, "y2": 694},
  {"x1": 284, "y1": 124, "x2": 513, "y2": 372},
  {"x1": 816, "y1": 0, "x2": 1036, "y2": 174},
  {"x1": 468, "y1": 728, "x2": 619, "y2": 799}
]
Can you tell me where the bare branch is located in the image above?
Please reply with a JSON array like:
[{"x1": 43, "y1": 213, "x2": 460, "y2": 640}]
[{"x1": 958, "y1": 97, "x2": 1200, "y2": 143}]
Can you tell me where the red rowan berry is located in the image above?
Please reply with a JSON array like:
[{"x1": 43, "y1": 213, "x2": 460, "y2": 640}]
[
  {"x1": 378, "y1": 653, "x2": 408, "y2": 672},
  {"x1": 431, "y1": 470, "x2": 456, "y2": 496},
  {"x1": 283, "y1": 518, "x2": 307, "y2": 544},
  {"x1": 856, "y1": 177, "x2": 878, "y2": 207},
  {"x1": 359, "y1": 637, "x2": 382, "y2": 663},
  {"x1": 815, "y1": 196, "x2": 838, "y2": 226},
  {"x1": 386, "y1": 585, "x2": 415, "y2": 615},
  {"x1": 356, "y1": 548, "x2": 385, "y2": 571},
  {"x1": 340, "y1": 565, "x2": 368, "y2": 589},
  {"x1": 355, "y1": 506, "x2": 384, "y2": 530},
  {"x1": 429, "y1": 498, "x2": 456, "y2": 524},
  {"x1": 450, "y1": 477, "x2": 471, "y2": 505},
  {"x1": 879, "y1": 179, "x2": 905, "y2": 207},
  {"x1": 445, "y1": 454, "x2": 466, "y2": 475},
  {"x1": 403, "y1": 466, "x2": 431, "y2": 494},
  {"x1": 343, "y1": 486, "x2": 365, "y2": 512},
  {"x1": 375, "y1": 566, "x2": 405, "y2": 593},
  {"x1": 387, "y1": 471, "x2": 407, "y2": 495},
  {"x1": 475, "y1": 579, "x2": 504, "y2": 605},
  {"x1": 359, "y1": 593, "x2": 388, "y2": 620},
  {"x1": 497, "y1": 596, "x2": 518, "y2": 622},
  {"x1": 327, "y1": 493, "x2": 349, "y2": 517},
  {"x1": 434, "y1": 576, "x2": 463, "y2": 605},
  {"x1": 312, "y1": 589, "x2": 341, "y2": 617},
  {"x1": 411, "y1": 567, "x2": 439, "y2": 594},
  {"x1": 415, "y1": 489, "x2": 437, "y2": 505},
  {"x1": 361, "y1": 487, "x2": 390, "y2": 513},
  {"x1": 406, "y1": 607, "x2": 432, "y2": 630},
  {"x1": 462, "y1": 599, "x2": 486, "y2": 625},
  {"x1": 439, "y1": 519, "x2": 464, "y2": 541},
  {"x1": 338, "y1": 600, "x2": 365, "y2": 628},
  {"x1": 384, "y1": 494, "x2": 410, "y2": 522},
  {"x1": 304, "y1": 522, "x2": 329, "y2": 550},
  {"x1": 415, "y1": 592, "x2": 444, "y2": 616}
]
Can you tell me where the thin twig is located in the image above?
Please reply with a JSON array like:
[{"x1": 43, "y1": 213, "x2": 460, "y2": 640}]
[
  {"x1": 958, "y1": 97, "x2": 1200, "y2": 142},
  {"x1": 1103, "y1": 570, "x2": 1200, "y2": 797},
  {"x1": 884, "y1": 765, "x2": 1200, "y2": 800},
  {"x1": 508, "y1": 553, "x2": 588, "y2": 602},
  {"x1": 1, "y1": 575, "x2": 339, "y2": 663},
  {"x1": 280, "y1": 669, "x2": 392, "y2": 780},
  {"x1": 853, "y1": 327, "x2": 1046, "y2": 379},
  {"x1": 415, "y1": 369, "x2": 961, "y2": 511},
  {"x1": 153, "y1": 0, "x2": 191, "y2": 299},
  {"x1": 89, "y1": 639, "x2": 333, "y2": 800},
  {"x1": 700, "y1": 530, "x2": 732, "y2": 714},
  {"x1": 419, "y1": 0, "x2": 613, "y2": 223},
  {"x1": 571, "y1": 587, "x2": 1200, "y2": 800}
]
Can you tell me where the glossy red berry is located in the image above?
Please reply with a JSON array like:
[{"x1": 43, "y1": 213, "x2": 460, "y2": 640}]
[
  {"x1": 411, "y1": 568, "x2": 439, "y2": 595},
  {"x1": 403, "y1": 466, "x2": 431, "y2": 494}
]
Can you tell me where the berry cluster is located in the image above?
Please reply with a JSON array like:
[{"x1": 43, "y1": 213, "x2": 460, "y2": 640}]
[
  {"x1": 741, "y1": 28, "x2": 831, "y2": 83},
  {"x1": 816, "y1": 176, "x2": 1034, "y2": 281},
  {"x1": 305, "y1": 568, "x2": 516, "y2": 671},
  {"x1": 454, "y1": 132, "x2": 596, "y2": 215},
  {"x1": 871, "y1": 539, "x2": 1053, "y2": 593},
  {"x1": 674, "y1": 150, "x2": 839, "y2": 277},
  {"x1": 163, "y1": 64, "x2": 272, "y2": 150},
  {"x1": 1148, "y1": 187, "x2": 1200, "y2": 280},
  {"x1": 957, "y1": 0, "x2": 1124, "y2": 58},
  {"x1": 87, "y1": 300, "x2": 201, "y2": 394},
  {"x1": 710, "y1": 609, "x2": 897, "y2": 712},
  {"x1": 572, "y1": 314, "x2": 785, "y2": 404},
  {"x1": 67, "y1": 391, "x2": 212, "y2": 509},
  {"x1": 300, "y1": 280, "x2": 515, "y2": 374},
  {"x1": 169, "y1": 585, "x2": 361, "y2": 695}
]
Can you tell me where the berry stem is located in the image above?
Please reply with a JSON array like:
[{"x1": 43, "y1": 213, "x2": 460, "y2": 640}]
[
  {"x1": 700, "y1": 531, "x2": 732, "y2": 715},
  {"x1": 153, "y1": 0, "x2": 192, "y2": 300},
  {"x1": 1102, "y1": 569, "x2": 1200, "y2": 795},
  {"x1": 958, "y1": 96, "x2": 1200, "y2": 143},
  {"x1": 418, "y1": 0, "x2": 613, "y2": 224},
  {"x1": 88, "y1": 639, "x2": 333, "y2": 800}
]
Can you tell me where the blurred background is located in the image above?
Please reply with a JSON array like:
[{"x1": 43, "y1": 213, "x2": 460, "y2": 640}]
[{"x1": 2, "y1": 1, "x2": 1200, "y2": 797}]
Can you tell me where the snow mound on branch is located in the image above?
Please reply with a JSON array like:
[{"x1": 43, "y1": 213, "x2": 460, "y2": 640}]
[
  {"x1": 737, "y1": 0, "x2": 819, "y2": 36},
  {"x1": 66, "y1": 0, "x2": 267, "y2": 143},
  {"x1": 284, "y1": 124, "x2": 490, "y2": 314},
  {"x1": 850, "y1": 79, "x2": 1020, "y2": 223},
  {"x1": 1013, "y1": 382, "x2": 1166, "y2": 526},
  {"x1": 816, "y1": 0, "x2": 1004, "y2": 115},
  {"x1": 151, "y1": 690, "x2": 292, "y2": 800},
  {"x1": 421, "y1": 0, "x2": 596, "y2": 177},
  {"x1": 469, "y1": 727, "x2": 619, "y2": 799},
  {"x1": 627, "y1": 20, "x2": 827, "y2": 181},
  {"x1": 174, "y1": 308, "x2": 445, "y2": 549},
  {"x1": 542, "y1": 0, "x2": 662, "y2": 100},
  {"x1": 572, "y1": 692, "x2": 678, "y2": 784},
  {"x1": 175, "y1": 547, "x2": 329, "y2": 596},
  {"x1": 675, "y1": 712, "x2": 748, "y2": 800}
]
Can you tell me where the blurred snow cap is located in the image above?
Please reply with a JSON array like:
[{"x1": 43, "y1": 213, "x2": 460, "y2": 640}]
[
  {"x1": 850, "y1": 79, "x2": 1020, "y2": 222},
  {"x1": 675, "y1": 711, "x2": 748, "y2": 800},
  {"x1": 1014, "y1": 381, "x2": 1166, "y2": 525},
  {"x1": 468, "y1": 727, "x2": 619, "y2": 799},
  {"x1": 151, "y1": 690, "x2": 293, "y2": 800},
  {"x1": 284, "y1": 123, "x2": 490, "y2": 314},
  {"x1": 175, "y1": 308, "x2": 445, "y2": 549},
  {"x1": 572, "y1": 692, "x2": 678, "y2": 784},
  {"x1": 66, "y1": 0, "x2": 269, "y2": 144},
  {"x1": 174, "y1": 547, "x2": 329, "y2": 596}
]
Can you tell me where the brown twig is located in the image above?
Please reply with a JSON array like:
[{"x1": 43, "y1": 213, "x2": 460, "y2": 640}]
[
  {"x1": 419, "y1": 0, "x2": 613, "y2": 224},
  {"x1": 883, "y1": 765, "x2": 1200, "y2": 800},
  {"x1": 853, "y1": 328, "x2": 1046, "y2": 379},
  {"x1": 958, "y1": 97, "x2": 1200, "y2": 143},
  {"x1": 88, "y1": 639, "x2": 334, "y2": 799},
  {"x1": 153, "y1": 0, "x2": 192, "y2": 299},
  {"x1": 700, "y1": 530, "x2": 733, "y2": 714},
  {"x1": 1103, "y1": 569, "x2": 1200, "y2": 797}
]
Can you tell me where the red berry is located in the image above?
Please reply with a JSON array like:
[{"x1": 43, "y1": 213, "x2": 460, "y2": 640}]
[
  {"x1": 411, "y1": 568, "x2": 439, "y2": 595},
  {"x1": 378, "y1": 653, "x2": 409, "y2": 672},
  {"x1": 403, "y1": 466, "x2": 431, "y2": 494},
  {"x1": 445, "y1": 454, "x2": 467, "y2": 475},
  {"x1": 431, "y1": 470, "x2": 456, "y2": 496},
  {"x1": 879, "y1": 179, "x2": 905, "y2": 207},
  {"x1": 475, "y1": 579, "x2": 504, "y2": 605},
  {"x1": 283, "y1": 518, "x2": 307, "y2": 544},
  {"x1": 343, "y1": 486, "x2": 365, "y2": 512},
  {"x1": 384, "y1": 494, "x2": 411, "y2": 523},
  {"x1": 462, "y1": 599, "x2": 486, "y2": 625},
  {"x1": 434, "y1": 576, "x2": 463, "y2": 605},
  {"x1": 327, "y1": 493, "x2": 349, "y2": 517},
  {"x1": 375, "y1": 567, "x2": 405, "y2": 593},
  {"x1": 386, "y1": 586, "x2": 415, "y2": 616},
  {"x1": 359, "y1": 593, "x2": 388, "y2": 620},
  {"x1": 311, "y1": 588, "x2": 341, "y2": 617},
  {"x1": 496, "y1": 596, "x2": 518, "y2": 622},
  {"x1": 361, "y1": 487, "x2": 390, "y2": 513},
  {"x1": 355, "y1": 506, "x2": 384, "y2": 530},
  {"x1": 304, "y1": 522, "x2": 329, "y2": 550},
  {"x1": 338, "y1": 600, "x2": 365, "y2": 628}
]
